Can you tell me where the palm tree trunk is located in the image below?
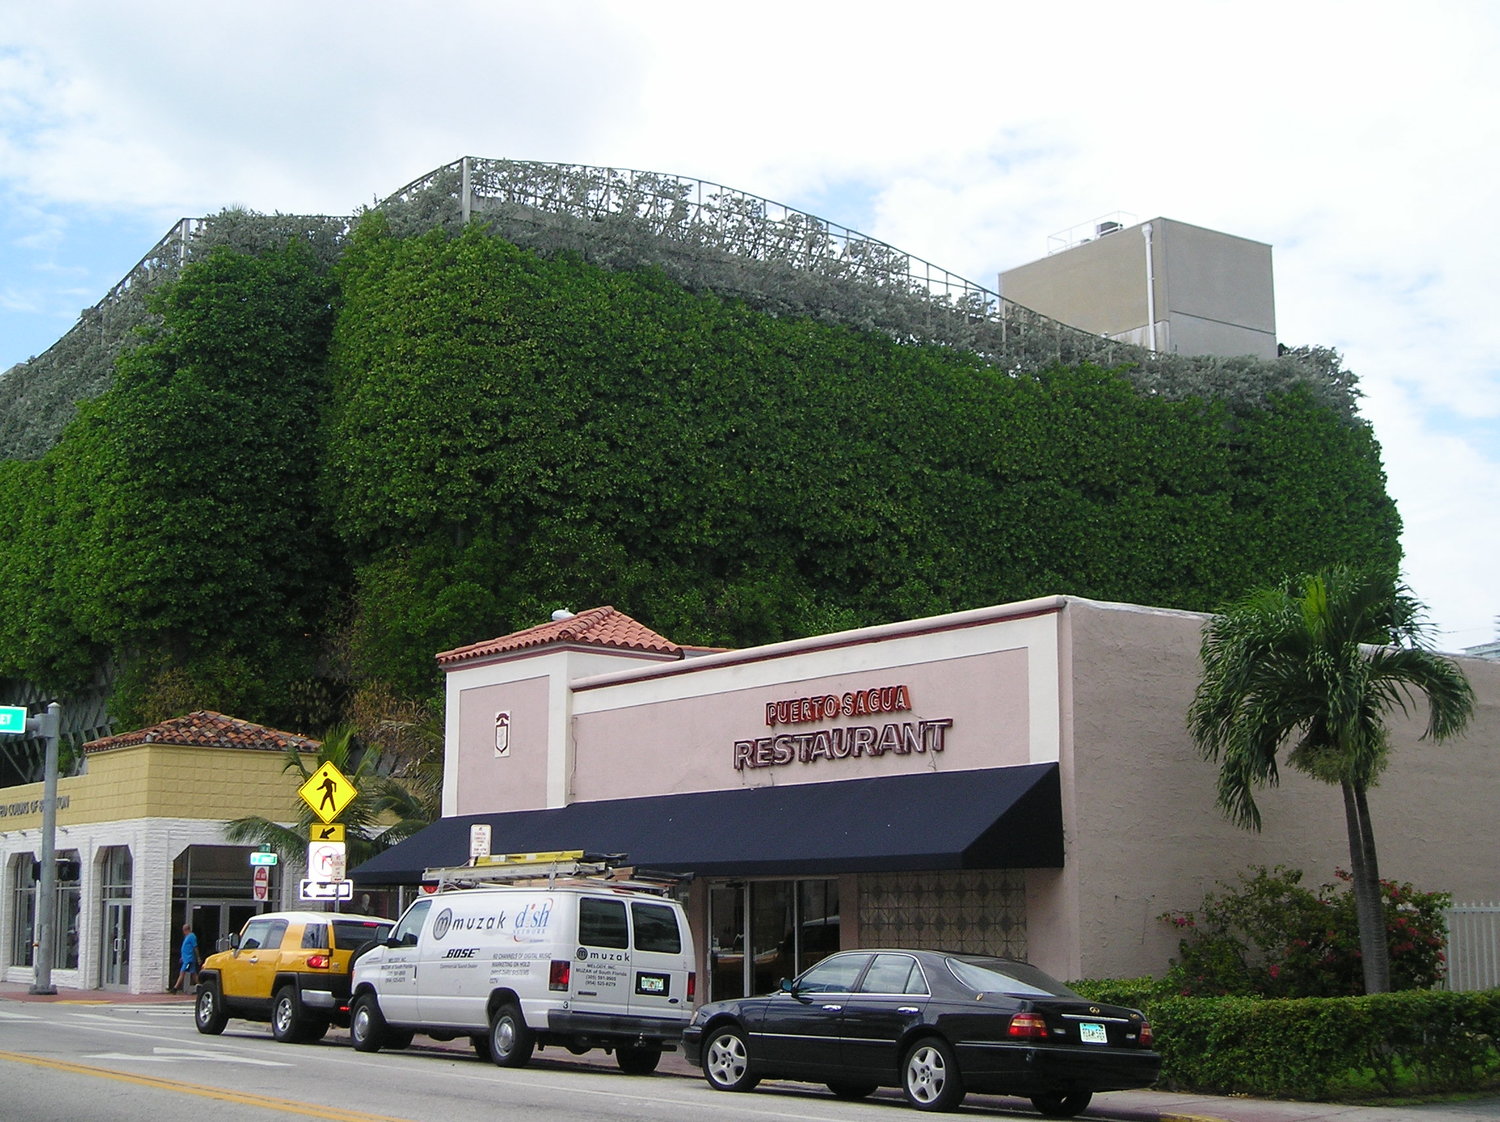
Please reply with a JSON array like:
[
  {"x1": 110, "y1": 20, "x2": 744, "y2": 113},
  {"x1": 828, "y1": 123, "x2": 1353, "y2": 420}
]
[
  {"x1": 1341, "y1": 779, "x2": 1391, "y2": 993},
  {"x1": 1354, "y1": 782, "x2": 1391, "y2": 992}
]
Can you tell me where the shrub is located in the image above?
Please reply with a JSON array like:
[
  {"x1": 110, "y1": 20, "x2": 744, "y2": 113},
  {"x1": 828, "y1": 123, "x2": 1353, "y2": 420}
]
[{"x1": 1161, "y1": 865, "x2": 1449, "y2": 997}]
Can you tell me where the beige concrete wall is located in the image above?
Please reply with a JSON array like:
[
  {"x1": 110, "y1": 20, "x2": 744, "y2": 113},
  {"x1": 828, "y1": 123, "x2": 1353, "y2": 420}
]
[
  {"x1": 0, "y1": 743, "x2": 311, "y2": 830},
  {"x1": 1063, "y1": 598, "x2": 1500, "y2": 981},
  {"x1": 1000, "y1": 217, "x2": 1277, "y2": 360}
]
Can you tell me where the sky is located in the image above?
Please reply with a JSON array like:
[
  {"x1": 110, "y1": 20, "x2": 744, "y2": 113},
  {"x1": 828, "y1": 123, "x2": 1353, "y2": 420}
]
[{"x1": 1, "y1": 0, "x2": 1495, "y2": 651}]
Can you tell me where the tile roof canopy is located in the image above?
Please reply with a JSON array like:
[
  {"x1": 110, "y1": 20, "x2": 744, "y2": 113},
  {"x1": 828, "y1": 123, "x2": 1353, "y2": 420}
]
[
  {"x1": 83, "y1": 710, "x2": 321, "y2": 755},
  {"x1": 436, "y1": 606, "x2": 683, "y2": 667}
]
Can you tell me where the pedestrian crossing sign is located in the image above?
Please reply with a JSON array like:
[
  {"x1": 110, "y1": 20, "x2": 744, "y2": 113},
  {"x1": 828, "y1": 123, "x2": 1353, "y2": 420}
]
[{"x1": 298, "y1": 761, "x2": 357, "y2": 824}]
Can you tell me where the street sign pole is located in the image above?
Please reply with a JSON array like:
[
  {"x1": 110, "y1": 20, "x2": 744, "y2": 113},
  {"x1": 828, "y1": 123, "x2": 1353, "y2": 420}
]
[{"x1": 27, "y1": 703, "x2": 61, "y2": 995}]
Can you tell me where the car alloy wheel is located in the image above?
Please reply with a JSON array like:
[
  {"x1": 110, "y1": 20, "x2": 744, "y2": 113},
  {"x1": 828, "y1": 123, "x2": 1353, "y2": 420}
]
[
  {"x1": 902, "y1": 1037, "x2": 964, "y2": 1111},
  {"x1": 703, "y1": 1025, "x2": 759, "y2": 1092}
]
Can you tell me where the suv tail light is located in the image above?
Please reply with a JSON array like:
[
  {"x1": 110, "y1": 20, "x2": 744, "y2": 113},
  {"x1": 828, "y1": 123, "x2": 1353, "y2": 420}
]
[
  {"x1": 306, "y1": 954, "x2": 330, "y2": 969},
  {"x1": 549, "y1": 960, "x2": 571, "y2": 992},
  {"x1": 1007, "y1": 1011, "x2": 1049, "y2": 1039}
]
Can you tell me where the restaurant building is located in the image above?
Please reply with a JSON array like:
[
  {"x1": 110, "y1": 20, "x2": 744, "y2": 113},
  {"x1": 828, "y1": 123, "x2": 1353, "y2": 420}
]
[{"x1": 354, "y1": 598, "x2": 1500, "y2": 999}]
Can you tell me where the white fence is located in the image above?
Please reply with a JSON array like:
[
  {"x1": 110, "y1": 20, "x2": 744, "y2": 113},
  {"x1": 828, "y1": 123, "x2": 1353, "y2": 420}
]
[{"x1": 1445, "y1": 904, "x2": 1500, "y2": 991}]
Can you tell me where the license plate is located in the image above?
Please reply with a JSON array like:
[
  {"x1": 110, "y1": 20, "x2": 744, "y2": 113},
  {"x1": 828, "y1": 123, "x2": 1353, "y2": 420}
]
[
  {"x1": 636, "y1": 972, "x2": 668, "y2": 995},
  {"x1": 1078, "y1": 1022, "x2": 1108, "y2": 1044}
]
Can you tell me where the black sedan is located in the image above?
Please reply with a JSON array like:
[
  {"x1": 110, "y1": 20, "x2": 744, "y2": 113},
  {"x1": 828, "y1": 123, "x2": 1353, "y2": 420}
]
[{"x1": 681, "y1": 949, "x2": 1160, "y2": 1118}]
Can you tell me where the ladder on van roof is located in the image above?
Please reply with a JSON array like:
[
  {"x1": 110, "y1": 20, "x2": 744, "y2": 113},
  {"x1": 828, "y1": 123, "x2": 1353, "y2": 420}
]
[{"x1": 421, "y1": 849, "x2": 685, "y2": 895}]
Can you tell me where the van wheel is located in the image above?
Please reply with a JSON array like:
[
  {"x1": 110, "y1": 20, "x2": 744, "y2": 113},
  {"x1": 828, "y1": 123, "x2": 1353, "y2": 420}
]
[
  {"x1": 350, "y1": 993, "x2": 387, "y2": 1053},
  {"x1": 194, "y1": 982, "x2": 228, "y2": 1035},
  {"x1": 1030, "y1": 1091, "x2": 1092, "y2": 1117},
  {"x1": 488, "y1": 1003, "x2": 534, "y2": 1068},
  {"x1": 616, "y1": 1045, "x2": 662, "y2": 1075}
]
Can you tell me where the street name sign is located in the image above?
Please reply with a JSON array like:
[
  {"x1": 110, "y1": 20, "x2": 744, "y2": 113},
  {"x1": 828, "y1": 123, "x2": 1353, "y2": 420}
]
[{"x1": 0, "y1": 706, "x2": 27, "y2": 735}]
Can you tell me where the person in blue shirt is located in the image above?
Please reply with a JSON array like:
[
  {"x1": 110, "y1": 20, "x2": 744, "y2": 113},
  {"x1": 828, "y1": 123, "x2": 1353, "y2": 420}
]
[{"x1": 170, "y1": 923, "x2": 199, "y2": 994}]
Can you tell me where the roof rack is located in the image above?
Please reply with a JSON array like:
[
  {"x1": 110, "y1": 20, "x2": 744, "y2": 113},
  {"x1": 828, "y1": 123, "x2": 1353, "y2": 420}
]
[{"x1": 422, "y1": 850, "x2": 687, "y2": 895}]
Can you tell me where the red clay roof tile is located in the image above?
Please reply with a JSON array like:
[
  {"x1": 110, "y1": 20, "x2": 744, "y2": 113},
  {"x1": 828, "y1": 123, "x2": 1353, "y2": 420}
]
[
  {"x1": 83, "y1": 710, "x2": 320, "y2": 754},
  {"x1": 436, "y1": 606, "x2": 682, "y2": 666}
]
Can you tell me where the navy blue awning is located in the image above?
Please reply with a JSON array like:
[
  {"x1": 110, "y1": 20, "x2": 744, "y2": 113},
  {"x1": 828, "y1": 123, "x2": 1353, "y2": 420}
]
[{"x1": 351, "y1": 763, "x2": 1062, "y2": 884}]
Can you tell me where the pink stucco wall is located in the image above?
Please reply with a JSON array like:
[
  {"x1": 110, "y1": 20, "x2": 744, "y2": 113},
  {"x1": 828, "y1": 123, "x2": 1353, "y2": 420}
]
[
  {"x1": 568, "y1": 647, "x2": 1033, "y2": 801},
  {"x1": 453, "y1": 675, "x2": 551, "y2": 814}
]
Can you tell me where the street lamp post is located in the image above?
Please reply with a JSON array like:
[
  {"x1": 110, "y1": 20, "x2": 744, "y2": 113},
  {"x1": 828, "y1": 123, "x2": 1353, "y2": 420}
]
[{"x1": 29, "y1": 703, "x2": 61, "y2": 995}]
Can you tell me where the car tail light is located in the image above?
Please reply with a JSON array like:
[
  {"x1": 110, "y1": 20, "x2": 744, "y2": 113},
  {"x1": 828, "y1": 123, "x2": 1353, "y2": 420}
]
[
  {"x1": 687, "y1": 972, "x2": 696, "y2": 1001},
  {"x1": 1139, "y1": 1019, "x2": 1154, "y2": 1047},
  {"x1": 1007, "y1": 1011, "x2": 1049, "y2": 1039},
  {"x1": 549, "y1": 960, "x2": 571, "y2": 992},
  {"x1": 306, "y1": 954, "x2": 330, "y2": 969}
]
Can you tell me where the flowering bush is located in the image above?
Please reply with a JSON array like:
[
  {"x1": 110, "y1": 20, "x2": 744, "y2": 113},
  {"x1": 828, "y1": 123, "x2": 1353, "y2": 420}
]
[{"x1": 1160, "y1": 865, "x2": 1450, "y2": 997}]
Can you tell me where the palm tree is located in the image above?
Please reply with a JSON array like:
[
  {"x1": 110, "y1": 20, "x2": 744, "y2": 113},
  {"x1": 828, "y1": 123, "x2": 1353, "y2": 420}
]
[
  {"x1": 224, "y1": 723, "x2": 437, "y2": 873},
  {"x1": 1187, "y1": 566, "x2": 1474, "y2": 994}
]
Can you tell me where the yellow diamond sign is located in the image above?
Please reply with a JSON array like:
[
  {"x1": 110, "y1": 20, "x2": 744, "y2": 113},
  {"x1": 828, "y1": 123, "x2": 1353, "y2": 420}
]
[{"x1": 298, "y1": 761, "x2": 357, "y2": 824}]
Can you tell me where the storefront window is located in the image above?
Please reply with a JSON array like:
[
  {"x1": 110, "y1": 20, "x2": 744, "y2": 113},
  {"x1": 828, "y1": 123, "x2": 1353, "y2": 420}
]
[
  {"x1": 6, "y1": 851, "x2": 81, "y2": 969},
  {"x1": 708, "y1": 878, "x2": 840, "y2": 1002},
  {"x1": 8, "y1": 855, "x2": 36, "y2": 967},
  {"x1": 56, "y1": 851, "x2": 81, "y2": 969}
]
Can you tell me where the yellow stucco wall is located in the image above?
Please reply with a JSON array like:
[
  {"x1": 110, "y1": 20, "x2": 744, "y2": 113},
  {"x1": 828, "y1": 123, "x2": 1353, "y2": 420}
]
[{"x1": 0, "y1": 744, "x2": 313, "y2": 830}]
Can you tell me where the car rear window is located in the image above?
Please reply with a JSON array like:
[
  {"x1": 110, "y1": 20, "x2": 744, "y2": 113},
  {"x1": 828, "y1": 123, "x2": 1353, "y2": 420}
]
[
  {"x1": 332, "y1": 919, "x2": 393, "y2": 950},
  {"x1": 946, "y1": 956, "x2": 1080, "y2": 998}
]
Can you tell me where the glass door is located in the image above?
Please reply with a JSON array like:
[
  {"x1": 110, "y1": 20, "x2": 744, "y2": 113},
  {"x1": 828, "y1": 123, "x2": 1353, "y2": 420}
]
[
  {"x1": 706, "y1": 879, "x2": 840, "y2": 1003},
  {"x1": 102, "y1": 902, "x2": 131, "y2": 986}
]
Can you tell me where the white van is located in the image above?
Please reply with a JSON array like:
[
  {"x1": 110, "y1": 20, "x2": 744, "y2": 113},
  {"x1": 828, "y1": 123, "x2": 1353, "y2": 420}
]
[{"x1": 349, "y1": 878, "x2": 695, "y2": 1074}]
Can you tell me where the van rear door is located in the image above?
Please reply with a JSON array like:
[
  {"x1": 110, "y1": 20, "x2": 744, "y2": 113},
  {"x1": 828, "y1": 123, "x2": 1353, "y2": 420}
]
[
  {"x1": 573, "y1": 896, "x2": 632, "y2": 1022},
  {"x1": 627, "y1": 899, "x2": 692, "y2": 1026}
]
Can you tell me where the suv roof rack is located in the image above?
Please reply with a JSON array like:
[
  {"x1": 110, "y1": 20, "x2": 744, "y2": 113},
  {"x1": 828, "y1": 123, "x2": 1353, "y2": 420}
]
[{"x1": 422, "y1": 849, "x2": 687, "y2": 895}]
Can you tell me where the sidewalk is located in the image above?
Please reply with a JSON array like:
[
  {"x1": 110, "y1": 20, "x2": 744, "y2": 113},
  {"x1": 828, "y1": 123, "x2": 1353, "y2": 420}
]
[{"x1": 4, "y1": 981, "x2": 1499, "y2": 1121}]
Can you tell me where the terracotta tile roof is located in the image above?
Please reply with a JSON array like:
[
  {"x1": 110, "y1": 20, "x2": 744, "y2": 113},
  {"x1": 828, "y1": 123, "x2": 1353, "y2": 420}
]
[
  {"x1": 83, "y1": 710, "x2": 321, "y2": 755},
  {"x1": 436, "y1": 606, "x2": 683, "y2": 666}
]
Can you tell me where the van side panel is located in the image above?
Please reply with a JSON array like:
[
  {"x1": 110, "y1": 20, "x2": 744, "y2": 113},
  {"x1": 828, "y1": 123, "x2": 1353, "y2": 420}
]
[{"x1": 422, "y1": 891, "x2": 566, "y2": 1030}]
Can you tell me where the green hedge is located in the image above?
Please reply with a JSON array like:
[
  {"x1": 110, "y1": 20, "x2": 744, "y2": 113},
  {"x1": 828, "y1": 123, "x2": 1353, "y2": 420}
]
[
  {"x1": 1070, "y1": 983, "x2": 1500, "y2": 1100},
  {"x1": 0, "y1": 219, "x2": 1404, "y2": 731}
]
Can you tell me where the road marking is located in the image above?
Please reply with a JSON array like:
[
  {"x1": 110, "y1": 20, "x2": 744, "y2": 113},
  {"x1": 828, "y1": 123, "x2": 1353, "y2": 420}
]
[
  {"x1": 84, "y1": 1045, "x2": 290, "y2": 1067},
  {"x1": 0, "y1": 1049, "x2": 416, "y2": 1121},
  {"x1": 0, "y1": 1010, "x2": 39, "y2": 1021}
]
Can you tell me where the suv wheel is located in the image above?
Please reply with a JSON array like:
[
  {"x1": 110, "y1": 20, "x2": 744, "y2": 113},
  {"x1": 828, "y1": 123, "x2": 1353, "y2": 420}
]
[
  {"x1": 272, "y1": 986, "x2": 312, "y2": 1043},
  {"x1": 194, "y1": 982, "x2": 228, "y2": 1035}
]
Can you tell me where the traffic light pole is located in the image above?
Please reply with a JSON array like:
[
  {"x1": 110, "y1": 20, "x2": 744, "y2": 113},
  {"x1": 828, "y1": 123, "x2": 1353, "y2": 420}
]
[{"x1": 28, "y1": 703, "x2": 61, "y2": 995}]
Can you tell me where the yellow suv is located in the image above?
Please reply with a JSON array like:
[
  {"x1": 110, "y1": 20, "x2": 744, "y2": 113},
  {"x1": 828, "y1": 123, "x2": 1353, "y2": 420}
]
[{"x1": 195, "y1": 910, "x2": 393, "y2": 1043}]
